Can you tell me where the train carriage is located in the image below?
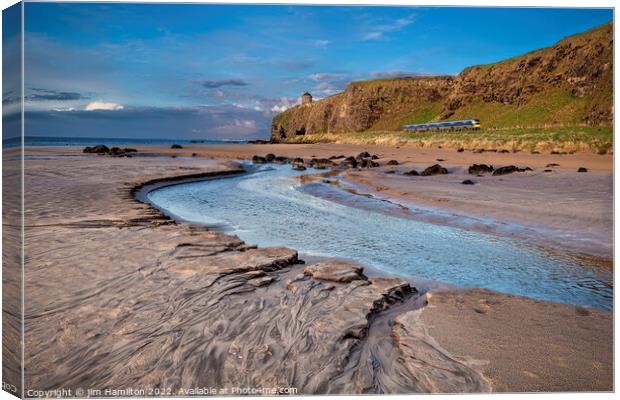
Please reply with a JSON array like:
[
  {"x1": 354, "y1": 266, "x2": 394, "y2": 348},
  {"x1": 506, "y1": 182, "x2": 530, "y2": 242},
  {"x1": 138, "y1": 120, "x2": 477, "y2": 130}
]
[{"x1": 403, "y1": 119, "x2": 480, "y2": 132}]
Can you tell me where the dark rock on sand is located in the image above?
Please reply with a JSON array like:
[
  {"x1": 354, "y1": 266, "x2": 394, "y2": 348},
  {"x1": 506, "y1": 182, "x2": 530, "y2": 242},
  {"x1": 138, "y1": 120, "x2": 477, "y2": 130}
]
[
  {"x1": 499, "y1": 149, "x2": 510, "y2": 153},
  {"x1": 404, "y1": 170, "x2": 419, "y2": 176},
  {"x1": 360, "y1": 158, "x2": 379, "y2": 168},
  {"x1": 339, "y1": 156, "x2": 358, "y2": 168},
  {"x1": 386, "y1": 160, "x2": 399, "y2": 166},
  {"x1": 357, "y1": 151, "x2": 371, "y2": 159},
  {"x1": 468, "y1": 164, "x2": 494, "y2": 174},
  {"x1": 83, "y1": 145, "x2": 110, "y2": 154},
  {"x1": 329, "y1": 155, "x2": 346, "y2": 160},
  {"x1": 171, "y1": 144, "x2": 183, "y2": 149},
  {"x1": 273, "y1": 156, "x2": 289, "y2": 164},
  {"x1": 436, "y1": 159, "x2": 445, "y2": 162},
  {"x1": 492, "y1": 166, "x2": 518, "y2": 175},
  {"x1": 309, "y1": 158, "x2": 334, "y2": 169},
  {"x1": 546, "y1": 163, "x2": 560, "y2": 167},
  {"x1": 252, "y1": 155, "x2": 267, "y2": 164},
  {"x1": 421, "y1": 164, "x2": 448, "y2": 176},
  {"x1": 457, "y1": 148, "x2": 464, "y2": 152},
  {"x1": 292, "y1": 164, "x2": 306, "y2": 171},
  {"x1": 385, "y1": 170, "x2": 397, "y2": 174},
  {"x1": 578, "y1": 167, "x2": 588, "y2": 173},
  {"x1": 544, "y1": 169, "x2": 553, "y2": 172},
  {"x1": 371, "y1": 155, "x2": 379, "y2": 160},
  {"x1": 265, "y1": 153, "x2": 276, "y2": 162},
  {"x1": 462, "y1": 179, "x2": 475, "y2": 185}
]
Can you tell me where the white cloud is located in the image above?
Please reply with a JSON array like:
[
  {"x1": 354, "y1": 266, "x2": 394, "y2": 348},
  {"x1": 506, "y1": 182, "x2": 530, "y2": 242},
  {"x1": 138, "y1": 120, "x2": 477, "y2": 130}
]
[
  {"x1": 212, "y1": 118, "x2": 257, "y2": 135},
  {"x1": 309, "y1": 73, "x2": 344, "y2": 82},
  {"x1": 314, "y1": 39, "x2": 331, "y2": 48},
  {"x1": 85, "y1": 101, "x2": 124, "y2": 111},
  {"x1": 362, "y1": 14, "x2": 416, "y2": 41}
]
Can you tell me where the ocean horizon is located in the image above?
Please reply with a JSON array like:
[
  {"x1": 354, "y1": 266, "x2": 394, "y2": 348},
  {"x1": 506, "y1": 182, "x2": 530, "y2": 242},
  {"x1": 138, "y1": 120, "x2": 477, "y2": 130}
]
[{"x1": 3, "y1": 135, "x2": 251, "y2": 148}]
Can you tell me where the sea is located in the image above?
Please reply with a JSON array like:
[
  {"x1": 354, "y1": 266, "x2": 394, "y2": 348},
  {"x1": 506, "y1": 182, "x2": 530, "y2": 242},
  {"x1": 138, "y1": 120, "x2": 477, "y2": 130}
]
[{"x1": 2, "y1": 136, "x2": 249, "y2": 148}]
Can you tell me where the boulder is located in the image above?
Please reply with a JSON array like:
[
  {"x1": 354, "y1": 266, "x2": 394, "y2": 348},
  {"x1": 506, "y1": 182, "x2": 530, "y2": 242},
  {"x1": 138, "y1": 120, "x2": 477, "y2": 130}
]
[
  {"x1": 273, "y1": 156, "x2": 289, "y2": 164},
  {"x1": 171, "y1": 144, "x2": 183, "y2": 149},
  {"x1": 462, "y1": 179, "x2": 475, "y2": 185},
  {"x1": 457, "y1": 148, "x2": 464, "y2": 152},
  {"x1": 468, "y1": 164, "x2": 494, "y2": 174},
  {"x1": 309, "y1": 158, "x2": 334, "y2": 169},
  {"x1": 578, "y1": 167, "x2": 588, "y2": 173},
  {"x1": 357, "y1": 151, "x2": 371, "y2": 159},
  {"x1": 492, "y1": 165, "x2": 518, "y2": 176},
  {"x1": 386, "y1": 160, "x2": 399, "y2": 166},
  {"x1": 83, "y1": 145, "x2": 110, "y2": 154},
  {"x1": 421, "y1": 164, "x2": 448, "y2": 176},
  {"x1": 252, "y1": 155, "x2": 268, "y2": 164},
  {"x1": 546, "y1": 163, "x2": 560, "y2": 167},
  {"x1": 404, "y1": 170, "x2": 419, "y2": 176},
  {"x1": 360, "y1": 158, "x2": 379, "y2": 168},
  {"x1": 265, "y1": 153, "x2": 276, "y2": 162},
  {"x1": 339, "y1": 156, "x2": 358, "y2": 168}
]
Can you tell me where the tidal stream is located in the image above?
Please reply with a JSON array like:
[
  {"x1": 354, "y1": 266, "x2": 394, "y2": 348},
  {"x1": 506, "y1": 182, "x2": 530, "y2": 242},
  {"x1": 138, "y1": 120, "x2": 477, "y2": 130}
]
[{"x1": 147, "y1": 163, "x2": 613, "y2": 310}]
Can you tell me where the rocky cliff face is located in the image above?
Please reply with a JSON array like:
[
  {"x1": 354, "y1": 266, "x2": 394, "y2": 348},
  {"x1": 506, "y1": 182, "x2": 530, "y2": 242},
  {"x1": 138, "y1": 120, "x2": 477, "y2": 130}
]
[{"x1": 272, "y1": 23, "x2": 612, "y2": 141}]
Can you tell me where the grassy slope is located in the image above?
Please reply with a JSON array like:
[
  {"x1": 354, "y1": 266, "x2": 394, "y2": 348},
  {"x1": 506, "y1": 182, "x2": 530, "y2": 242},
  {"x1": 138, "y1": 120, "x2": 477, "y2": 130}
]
[{"x1": 284, "y1": 126, "x2": 613, "y2": 154}]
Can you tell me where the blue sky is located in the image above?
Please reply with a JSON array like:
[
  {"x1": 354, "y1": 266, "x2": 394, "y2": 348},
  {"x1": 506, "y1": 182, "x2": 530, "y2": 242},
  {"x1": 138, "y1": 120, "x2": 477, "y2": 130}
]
[{"x1": 5, "y1": 3, "x2": 613, "y2": 139}]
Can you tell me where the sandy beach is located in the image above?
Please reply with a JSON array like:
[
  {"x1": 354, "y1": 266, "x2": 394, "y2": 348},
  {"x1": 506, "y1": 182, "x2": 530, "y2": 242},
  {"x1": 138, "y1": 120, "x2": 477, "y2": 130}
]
[{"x1": 4, "y1": 145, "x2": 612, "y2": 394}]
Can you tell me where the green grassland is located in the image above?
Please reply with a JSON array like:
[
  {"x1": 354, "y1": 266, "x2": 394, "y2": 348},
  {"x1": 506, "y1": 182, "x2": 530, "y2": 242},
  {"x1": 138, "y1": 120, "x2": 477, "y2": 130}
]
[{"x1": 283, "y1": 125, "x2": 613, "y2": 154}]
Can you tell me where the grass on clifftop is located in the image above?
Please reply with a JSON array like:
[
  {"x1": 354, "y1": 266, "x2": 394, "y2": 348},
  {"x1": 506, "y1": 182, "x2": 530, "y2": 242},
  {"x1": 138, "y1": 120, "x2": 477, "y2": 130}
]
[{"x1": 283, "y1": 126, "x2": 613, "y2": 154}]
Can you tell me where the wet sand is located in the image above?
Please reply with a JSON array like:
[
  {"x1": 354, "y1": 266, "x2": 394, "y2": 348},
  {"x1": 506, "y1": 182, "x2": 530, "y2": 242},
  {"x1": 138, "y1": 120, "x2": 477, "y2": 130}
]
[{"x1": 3, "y1": 146, "x2": 613, "y2": 394}]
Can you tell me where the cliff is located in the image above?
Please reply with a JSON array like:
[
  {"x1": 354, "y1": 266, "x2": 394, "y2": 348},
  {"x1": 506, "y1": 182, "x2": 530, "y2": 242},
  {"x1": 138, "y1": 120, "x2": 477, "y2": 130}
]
[{"x1": 272, "y1": 22, "x2": 612, "y2": 141}]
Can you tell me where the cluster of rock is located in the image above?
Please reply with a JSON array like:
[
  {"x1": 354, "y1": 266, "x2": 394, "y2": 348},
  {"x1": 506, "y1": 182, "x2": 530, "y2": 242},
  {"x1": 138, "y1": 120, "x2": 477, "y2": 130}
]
[
  {"x1": 83, "y1": 145, "x2": 138, "y2": 157},
  {"x1": 251, "y1": 151, "x2": 382, "y2": 171},
  {"x1": 467, "y1": 164, "x2": 533, "y2": 176}
]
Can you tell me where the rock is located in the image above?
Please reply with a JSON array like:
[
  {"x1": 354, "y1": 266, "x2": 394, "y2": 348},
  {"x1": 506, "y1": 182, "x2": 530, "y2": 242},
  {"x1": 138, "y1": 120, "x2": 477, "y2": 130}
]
[
  {"x1": 273, "y1": 156, "x2": 289, "y2": 164},
  {"x1": 386, "y1": 160, "x2": 399, "y2": 166},
  {"x1": 385, "y1": 170, "x2": 396, "y2": 174},
  {"x1": 339, "y1": 157, "x2": 358, "y2": 168},
  {"x1": 191, "y1": 153, "x2": 198, "y2": 157},
  {"x1": 171, "y1": 144, "x2": 183, "y2": 149},
  {"x1": 83, "y1": 145, "x2": 110, "y2": 154},
  {"x1": 457, "y1": 148, "x2": 464, "y2": 152},
  {"x1": 329, "y1": 155, "x2": 346, "y2": 160},
  {"x1": 290, "y1": 158, "x2": 305, "y2": 170},
  {"x1": 292, "y1": 165, "x2": 306, "y2": 171},
  {"x1": 499, "y1": 149, "x2": 510, "y2": 153},
  {"x1": 421, "y1": 164, "x2": 448, "y2": 176},
  {"x1": 357, "y1": 151, "x2": 371, "y2": 159},
  {"x1": 492, "y1": 165, "x2": 519, "y2": 175},
  {"x1": 371, "y1": 155, "x2": 379, "y2": 160},
  {"x1": 492, "y1": 165, "x2": 532, "y2": 175},
  {"x1": 309, "y1": 158, "x2": 334, "y2": 169},
  {"x1": 304, "y1": 261, "x2": 367, "y2": 283},
  {"x1": 265, "y1": 153, "x2": 276, "y2": 162},
  {"x1": 360, "y1": 158, "x2": 379, "y2": 168},
  {"x1": 462, "y1": 179, "x2": 475, "y2": 185},
  {"x1": 123, "y1": 148, "x2": 137, "y2": 153},
  {"x1": 578, "y1": 167, "x2": 588, "y2": 172},
  {"x1": 404, "y1": 170, "x2": 419, "y2": 176},
  {"x1": 468, "y1": 164, "x2": 493, "y2": 174},
  {"x1": 436, "y1": 159, "x2": 445, "y2": 162},
  {"x1": 252, "y1": 155, "x2": 268, "y2": 164},
  {"x1": 544, "y1": 169, "x2": 552, "y2": 172},
  {"x1": 546, "y1": 163, "x2": 560, "y2": 167}
]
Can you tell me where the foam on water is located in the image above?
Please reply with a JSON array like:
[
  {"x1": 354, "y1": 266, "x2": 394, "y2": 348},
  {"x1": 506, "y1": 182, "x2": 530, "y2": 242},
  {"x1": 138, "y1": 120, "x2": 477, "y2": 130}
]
[{"x1": 147, "y1": 163, "x2": 613, "y2": 310}]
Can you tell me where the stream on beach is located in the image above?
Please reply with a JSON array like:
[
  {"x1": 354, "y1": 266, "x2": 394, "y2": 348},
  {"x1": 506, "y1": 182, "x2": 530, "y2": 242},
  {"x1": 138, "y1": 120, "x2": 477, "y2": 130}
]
[{"x1": 146, "y1": 162, "x2": 613, "y2": 310}]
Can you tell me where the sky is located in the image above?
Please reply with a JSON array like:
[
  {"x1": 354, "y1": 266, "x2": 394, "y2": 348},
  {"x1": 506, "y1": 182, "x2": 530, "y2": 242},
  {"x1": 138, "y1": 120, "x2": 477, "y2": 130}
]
[{"x1": 2, "y1": 2, "x2": 613, "y2": 140}]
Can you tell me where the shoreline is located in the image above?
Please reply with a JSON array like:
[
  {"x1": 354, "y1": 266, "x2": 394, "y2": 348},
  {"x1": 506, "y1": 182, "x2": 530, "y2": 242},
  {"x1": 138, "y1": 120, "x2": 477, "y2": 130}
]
[{"x1": 11, "y1": 146, "x2": 613, "y2": 393}]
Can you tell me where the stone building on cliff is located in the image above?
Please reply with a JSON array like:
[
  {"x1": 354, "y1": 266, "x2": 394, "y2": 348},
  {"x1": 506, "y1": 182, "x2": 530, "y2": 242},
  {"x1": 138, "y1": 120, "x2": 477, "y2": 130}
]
[{"x1": 301, "y1": 92, "x2": 313, "y2": 105}]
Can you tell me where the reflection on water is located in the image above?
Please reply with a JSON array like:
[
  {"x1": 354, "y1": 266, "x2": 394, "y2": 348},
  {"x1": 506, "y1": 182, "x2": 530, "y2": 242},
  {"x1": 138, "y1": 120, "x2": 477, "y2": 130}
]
[{"x1": 147, "y1": 163, "x2": 613, "y2": 310}]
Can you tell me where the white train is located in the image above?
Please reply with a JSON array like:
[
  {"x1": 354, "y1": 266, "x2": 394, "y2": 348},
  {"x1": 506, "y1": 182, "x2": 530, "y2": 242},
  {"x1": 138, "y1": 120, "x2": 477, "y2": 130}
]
[{"x1": 403, "y1": 119, "x2": 481, "y2": 132}]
